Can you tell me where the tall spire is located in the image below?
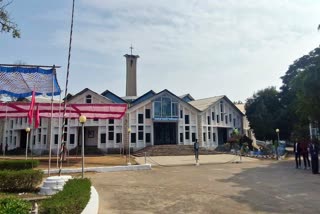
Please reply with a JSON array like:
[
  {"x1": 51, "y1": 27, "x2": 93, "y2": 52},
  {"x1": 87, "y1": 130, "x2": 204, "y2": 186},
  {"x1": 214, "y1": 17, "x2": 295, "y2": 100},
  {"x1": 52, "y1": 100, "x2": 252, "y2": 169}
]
[{"x1": 124, "y1": 46, "x2": 139, "y2": 97}]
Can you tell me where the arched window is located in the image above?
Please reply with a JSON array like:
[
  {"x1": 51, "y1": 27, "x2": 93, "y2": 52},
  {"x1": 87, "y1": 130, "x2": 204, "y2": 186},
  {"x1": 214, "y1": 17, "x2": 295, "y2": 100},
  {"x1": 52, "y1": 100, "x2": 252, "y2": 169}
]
[{"x1": 86, "y1": 95, "x2": 92, "y2": 103}]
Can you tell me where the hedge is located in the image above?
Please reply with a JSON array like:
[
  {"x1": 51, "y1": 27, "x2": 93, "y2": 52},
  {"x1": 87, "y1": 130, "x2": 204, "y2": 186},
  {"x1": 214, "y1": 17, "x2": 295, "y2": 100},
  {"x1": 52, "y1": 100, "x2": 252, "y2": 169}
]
[
  {"x1": 0, "y1": 197, "x2": 31, "y2": 214},
  {"x1": 0, "y1": 160, "x2": 39, "y2": 170},
  {"x1": 0, "y1": 169, "x2": 43, "y2": 192},
  {"x1": 40, "y1": 178, "x2": 91, "y2": 214}
]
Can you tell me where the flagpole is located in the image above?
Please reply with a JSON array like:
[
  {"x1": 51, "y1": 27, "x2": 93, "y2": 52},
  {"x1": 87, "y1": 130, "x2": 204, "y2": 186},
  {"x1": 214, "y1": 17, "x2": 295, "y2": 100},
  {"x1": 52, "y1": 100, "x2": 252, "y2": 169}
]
[{"x1": 48, "y1": 65, "x2": 55, "y2": 176}]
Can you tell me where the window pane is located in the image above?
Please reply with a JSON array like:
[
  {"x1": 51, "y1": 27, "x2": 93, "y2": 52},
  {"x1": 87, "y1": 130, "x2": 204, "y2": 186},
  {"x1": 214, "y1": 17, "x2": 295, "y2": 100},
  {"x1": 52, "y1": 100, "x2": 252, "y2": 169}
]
[
  {"x1": 192, "y1": 133, "x2": 196, "y2": 142},
  {"x1": 54, "y1": 135, "x2": 59, "y2": 144},
  {"x1": 172, "y1": 103, "x2": 178, "y2": 117},
  {"x1": 138, "y1": 132, "x2": 143, "y2": 140},
  {"x1": 185, "y1": 115, "x2": 189, "y2": 124},
  {"x1": 70, "y1": 134, "x2": 75, "y2": 144},
  {"x1": 146, "y1": 133, "x2": 151, "y2": 143},
  {"x1": 138, "y1": 114, "x2": 144, "y2": 124},
  {"x1": 101, "y1": 133, "x2": 106, "y2": 143},
  {"x1": 154, "y1": 102, "x2": 161, "y2": 117},
  {"x1": 116, "y1": 133, "x2": 122, "y2": 143},
  {"x1": 108, "y1": 132, "x2": 114, "y2": 140},
  {"x1": 131, "y1": 133, "x2": 136, "y2": 143},
  {"x1": 180, "y1": 133, "x2": 183, "y2": 142},
  {"x1": 162, "y1": 97, "x2": 171, "y2": 117},
  {"x1": 145, "y1": 109, "x2": 151, "y2": 119}
]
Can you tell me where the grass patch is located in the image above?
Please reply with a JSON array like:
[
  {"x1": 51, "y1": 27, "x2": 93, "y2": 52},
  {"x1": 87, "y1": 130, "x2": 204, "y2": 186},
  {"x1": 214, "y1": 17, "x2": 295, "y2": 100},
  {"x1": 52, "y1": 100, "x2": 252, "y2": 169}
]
[
  {"x1": 40, "y1": 178, "x2": 91, "y2": 214},
  {"x1": 0, "y1": 159, "x2": 39, "y2": 170},
  {"x1": 0, "y1": 169, "x2": 43, "y2": 192}
]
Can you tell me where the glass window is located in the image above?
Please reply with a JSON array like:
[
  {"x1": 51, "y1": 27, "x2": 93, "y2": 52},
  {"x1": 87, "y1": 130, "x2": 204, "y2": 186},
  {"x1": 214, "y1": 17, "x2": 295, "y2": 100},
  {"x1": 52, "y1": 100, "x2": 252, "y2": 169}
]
[
  {"x1": 162, "y1": 97, "x2": 171, "y2": 117},
  {"x1": 185, "y1": 115, "x2": 190, "y2": 124},
  {"x1": 70, "y1": 134, "x2": 75, "y2": 144},
  {"x1": 138, "y1": 126, "x2": 143, "y2": 140},
  {"x1": 213, "y1": 133, "x2": 216, "y2": 142},
  {"x1": 192, "y1": 133, "x2": 196, "y2": 142},
  {"x1": 185, "y1": 126, "x2": 190, "y2": 140},
  {"x1": 203, "y1": 133, "x2": 206, "y2": 142},
  {"x1": 225, "y1": 115, "x2": 228, "y2": 124},
  {"x1": 116, "y1": 133, "x2": 122, "y2": 143},
  {"x1": 220, "y1": 101, "x2": 224, "y2": 113},
  {"x1": 217, "y1": 115, "x2": 220, "y2": 123},
  {"x1": 154, "y1": 101, "x2": 161, "y2": 117},
  {"x1": 43, "y1": 135, "x2": 47, "y2": 144},
  {"x1": 86, "y1": 95, "x2": 92, "y2": 103},
  {"x1": 131, "y1": 133, "x2": 136, "y2": 143},
  {"x1": 180, "y1": 133, "x2": 183, "y2": 142},
  {"x1": 180, "y1": 110, "x2": 183, "y2": 118},
  {"x1": 109, "y1": 119, "x2": 114, "y2": 124},
  {"x1": 101, "y1": 133, "x2": 106, "y2": 143},
  {"x1": 146, "y1": 133, "x2": 151, "y2": 143},
  {"x1": 208, "y1": 116, "x2": 211, "y2": 125},
  {"x1": 145, "y1": 109, "x2": 151, "y2": 119},
  {"x1": 108, "y1": 127, "x2": 114, "y2": 140},
  {"x1": 229, "y1": 114, "x2": 232, "y2": 122},
  {"x1": 221, "y1": 113, "x2": 224, "y2": 121},
  {"x1": 138, "y1": 114, "x2": 144, "y2": 124},
  {"x1": 212, "y1": 112, "x2": 215, "y2": 120},
  {"x1": 54, "y1": 135, "x2": 59, "y2": 144},
  {"x1": 172, "y1": 102, "x2": 178, "y2": 117}
]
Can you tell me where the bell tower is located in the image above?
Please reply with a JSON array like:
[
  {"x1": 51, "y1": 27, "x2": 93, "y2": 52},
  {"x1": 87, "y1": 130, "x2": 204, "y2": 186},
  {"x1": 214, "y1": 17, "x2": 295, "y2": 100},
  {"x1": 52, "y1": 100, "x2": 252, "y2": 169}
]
[{"x1": 124, "y1": 45, "x2": 139, "y2": 96}]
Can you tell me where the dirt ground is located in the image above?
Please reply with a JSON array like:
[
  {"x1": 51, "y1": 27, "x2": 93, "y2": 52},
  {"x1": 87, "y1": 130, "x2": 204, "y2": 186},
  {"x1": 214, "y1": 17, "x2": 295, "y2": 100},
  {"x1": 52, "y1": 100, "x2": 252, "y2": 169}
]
[{"x1": 89, "y1": 159, "x2": 320, "y2": 214}]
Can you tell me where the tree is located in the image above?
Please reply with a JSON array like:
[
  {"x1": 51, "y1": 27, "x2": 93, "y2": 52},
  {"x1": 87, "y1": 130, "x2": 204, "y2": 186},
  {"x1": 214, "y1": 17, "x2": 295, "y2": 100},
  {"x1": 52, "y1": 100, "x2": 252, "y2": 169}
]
[
  {"x1": 0, "y1": 0, "x2": 20, "y2": 38},
  {"x1": 280, "y1": 46, "x2": 320, "y2": 138},
  {"x1": 245, "y1": 87, "x2": 284, "y2": 141}
]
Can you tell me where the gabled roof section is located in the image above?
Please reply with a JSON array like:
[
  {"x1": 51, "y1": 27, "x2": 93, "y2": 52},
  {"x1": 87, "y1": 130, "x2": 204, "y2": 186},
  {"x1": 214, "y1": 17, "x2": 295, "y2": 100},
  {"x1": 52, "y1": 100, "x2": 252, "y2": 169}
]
[
  {"x1": 189, "y1": 95, "x2": 244, "y2": 116},
  {"x1": 101, "y1": 90, "x2": 127, "y2": 104},
  {"x1": 189, "y1": 96, "x2": 224, "y2": 111},
  {"x1": 179, "y1": 94, "x2": 195, "y2": 102},
  {"x1": 152, "y1": 89, "x2": 200, "y2": 112},
  {"x1": 130, "y1": 90, "x2": 156, "y2": 106},
  {"x1": 66, "y1": 88, "x2": 112, "y2": 103}
]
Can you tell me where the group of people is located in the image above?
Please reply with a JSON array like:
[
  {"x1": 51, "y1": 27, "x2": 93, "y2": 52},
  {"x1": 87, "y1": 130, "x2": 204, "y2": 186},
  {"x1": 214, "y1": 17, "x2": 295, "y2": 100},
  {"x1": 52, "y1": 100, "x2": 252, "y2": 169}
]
[{"x1": 294, "y1": 139, "x2": 319, "y2": 174}]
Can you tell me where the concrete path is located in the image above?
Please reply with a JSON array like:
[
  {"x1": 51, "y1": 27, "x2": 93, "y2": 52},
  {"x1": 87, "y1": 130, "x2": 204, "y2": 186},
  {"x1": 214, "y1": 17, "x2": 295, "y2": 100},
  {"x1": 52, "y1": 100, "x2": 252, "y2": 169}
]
[
  {"x1": 135, "y1": 154, "x2": 258, "y2": 166},
  {"x1": 89, "y1": 157, "x2": 320, "y2": 214}
]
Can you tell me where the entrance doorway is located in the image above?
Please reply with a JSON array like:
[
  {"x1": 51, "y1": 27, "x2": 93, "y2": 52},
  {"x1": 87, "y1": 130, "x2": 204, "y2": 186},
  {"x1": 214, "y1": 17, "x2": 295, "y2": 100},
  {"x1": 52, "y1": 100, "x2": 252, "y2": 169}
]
[
  {"x1": 218, "y1": 128, "x2": 228, "y2": 145},
  {"x1": 154, "y1": 122, "x2": 177, "y2": 145},
  {"x1": 20, "y1": 130, "x2": 27, "y2": 148}
]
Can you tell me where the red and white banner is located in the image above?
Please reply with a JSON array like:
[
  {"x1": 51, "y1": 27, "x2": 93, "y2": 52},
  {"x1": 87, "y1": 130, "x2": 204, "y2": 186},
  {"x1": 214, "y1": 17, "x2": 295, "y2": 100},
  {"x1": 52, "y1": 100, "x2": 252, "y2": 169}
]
[{"x1": 0, "y1": 103, "x2": 127, "y2": 119}]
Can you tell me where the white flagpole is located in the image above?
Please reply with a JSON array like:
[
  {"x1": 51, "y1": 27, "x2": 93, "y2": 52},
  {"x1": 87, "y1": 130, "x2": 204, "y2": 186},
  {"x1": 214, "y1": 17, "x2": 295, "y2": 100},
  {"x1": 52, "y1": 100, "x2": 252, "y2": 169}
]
[{"x1": 48, "y1": 65, "x2": 55, "y2": 176}]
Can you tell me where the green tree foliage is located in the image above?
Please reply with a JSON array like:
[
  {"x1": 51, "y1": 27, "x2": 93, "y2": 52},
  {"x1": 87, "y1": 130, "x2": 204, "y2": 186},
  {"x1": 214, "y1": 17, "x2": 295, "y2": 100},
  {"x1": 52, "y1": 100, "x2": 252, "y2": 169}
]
[
  {"x1": 0, "y1": 0, "x2": 20, "y2": 38},
  {"x1": 280, "y1": 46, "x2": 320, "y2": 137},
  {"x1": 245, "y1": 87, "x2": 283, "y2": 140}
]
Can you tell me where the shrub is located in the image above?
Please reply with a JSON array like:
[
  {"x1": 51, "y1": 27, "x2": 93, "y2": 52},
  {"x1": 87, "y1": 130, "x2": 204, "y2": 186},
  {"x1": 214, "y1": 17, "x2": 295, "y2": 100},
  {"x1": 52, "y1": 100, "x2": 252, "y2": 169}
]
[
  {"x1": 40, "y1": 178, "x2": 91, "y2": 214},
  {"x1": 0, "y1": 160, "x2": 39, "y2": 170},
  {"x1": 0, "y1": 169, "x2": 43, "y2": 192},
  {"x1": 0, "y1": 197, "x2": 31, "y2": 214}
]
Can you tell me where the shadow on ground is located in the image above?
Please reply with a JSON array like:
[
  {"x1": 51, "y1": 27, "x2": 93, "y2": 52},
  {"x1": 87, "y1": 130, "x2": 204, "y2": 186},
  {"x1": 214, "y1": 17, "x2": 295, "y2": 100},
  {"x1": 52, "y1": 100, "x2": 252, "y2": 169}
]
[{"x1": 217, "y1": 160, "x2": 320, "y2": 213}]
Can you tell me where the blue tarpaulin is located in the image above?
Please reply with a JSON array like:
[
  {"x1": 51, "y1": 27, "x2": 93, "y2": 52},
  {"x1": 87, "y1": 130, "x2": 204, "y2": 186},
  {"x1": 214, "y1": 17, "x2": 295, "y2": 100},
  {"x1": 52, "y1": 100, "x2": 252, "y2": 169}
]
[{"x1": 0, "y1": 66, "x2": 61, "y2": 98}]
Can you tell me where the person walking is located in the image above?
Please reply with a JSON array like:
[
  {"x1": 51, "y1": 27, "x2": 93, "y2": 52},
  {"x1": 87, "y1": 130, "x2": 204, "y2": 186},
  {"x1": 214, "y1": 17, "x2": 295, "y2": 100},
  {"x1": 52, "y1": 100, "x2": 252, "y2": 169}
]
[
  {"x1": 309, "y1": 140, "x2": 319, "y2": 174},
  {"x1": 294, "y1": 140, "x2": 301, "y2": 169},
  {"x1": 194, "y1": 139, "x2": 199, "y2": 161},
  {"x1": 300, "y1": 139, "x2": 310, "y2": 169}
]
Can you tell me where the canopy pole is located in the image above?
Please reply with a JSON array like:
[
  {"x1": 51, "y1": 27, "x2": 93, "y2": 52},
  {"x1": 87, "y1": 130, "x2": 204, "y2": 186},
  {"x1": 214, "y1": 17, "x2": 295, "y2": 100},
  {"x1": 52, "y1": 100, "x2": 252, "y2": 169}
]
[{"x1": 48, "y1": 65, "x2": 55, "y2": 176}]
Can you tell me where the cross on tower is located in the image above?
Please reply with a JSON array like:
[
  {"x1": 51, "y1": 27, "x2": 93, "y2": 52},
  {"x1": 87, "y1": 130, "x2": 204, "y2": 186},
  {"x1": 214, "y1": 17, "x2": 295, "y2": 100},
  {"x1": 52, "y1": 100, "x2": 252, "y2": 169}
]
[{"x1": 130, "y1": 44, "x2": 133, "y2": 55}]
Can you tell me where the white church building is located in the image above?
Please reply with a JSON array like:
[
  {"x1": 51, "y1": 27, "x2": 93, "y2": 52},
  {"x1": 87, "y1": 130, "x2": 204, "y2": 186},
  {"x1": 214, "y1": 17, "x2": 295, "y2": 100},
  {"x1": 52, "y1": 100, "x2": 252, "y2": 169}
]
[{"x1": 1, "y1": 53, "x2": 244, "y2": 154}]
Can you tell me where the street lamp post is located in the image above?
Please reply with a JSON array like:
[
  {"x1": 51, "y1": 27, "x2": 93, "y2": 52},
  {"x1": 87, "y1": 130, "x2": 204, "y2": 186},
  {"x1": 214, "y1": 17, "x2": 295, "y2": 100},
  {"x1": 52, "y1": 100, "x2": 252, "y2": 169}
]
[
  {"x1": 275, "y1": 128, "x2": 280, "y2": 160},
  {"x1": 79, "y1": 115, "x2": 87, "y2": 178},
  {"x1": 25, "y1": 127, "x2": 31, "y2": 160},
  {"x1": 128, "y1": 128, "x2": 131, "y2": 165}
]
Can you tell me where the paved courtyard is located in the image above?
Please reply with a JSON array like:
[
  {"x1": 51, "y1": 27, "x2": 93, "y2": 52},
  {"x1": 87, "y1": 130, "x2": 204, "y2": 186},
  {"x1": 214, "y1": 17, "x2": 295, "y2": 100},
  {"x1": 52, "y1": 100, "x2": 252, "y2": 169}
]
[{"x1": 89, "y1": 156, "x2": 320, "y2": 214}]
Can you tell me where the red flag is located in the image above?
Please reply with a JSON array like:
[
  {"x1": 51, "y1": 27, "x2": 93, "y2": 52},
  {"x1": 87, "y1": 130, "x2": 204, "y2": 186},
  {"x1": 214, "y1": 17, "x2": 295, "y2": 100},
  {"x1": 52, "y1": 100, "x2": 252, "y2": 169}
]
[
  {"x1": 35, "y1": 104, "x2": 40, "y2": 128},
  {"x1": 28, "y1": 90, "x2": 35, "y2": 125}
]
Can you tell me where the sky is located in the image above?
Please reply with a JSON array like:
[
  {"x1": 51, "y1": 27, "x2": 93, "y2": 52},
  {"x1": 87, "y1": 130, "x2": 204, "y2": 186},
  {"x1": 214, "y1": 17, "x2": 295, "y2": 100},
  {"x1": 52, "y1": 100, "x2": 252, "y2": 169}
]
[{"x1": 1, "y1": 0, "x2": 320, "y2": 102}]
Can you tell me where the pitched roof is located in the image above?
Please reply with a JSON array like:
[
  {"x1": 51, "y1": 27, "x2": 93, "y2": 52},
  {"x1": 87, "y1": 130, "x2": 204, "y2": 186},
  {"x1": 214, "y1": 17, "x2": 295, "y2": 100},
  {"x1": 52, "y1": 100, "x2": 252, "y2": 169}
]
[
  {"x1": 130, "y1": 90, "x2": 156, "y2": 106},
  {"x1": 101, "y1": 90, "x2": 127, "y2": 104},
  {"x1": 179, "y1": 94, "x2": 195, "y2": 102},
  {"x1": 189, "y1": 96, "x2": 225, "y2": 111},
  {"x1": 66, "y1": 88, "x2": 112, "y2": 103}
]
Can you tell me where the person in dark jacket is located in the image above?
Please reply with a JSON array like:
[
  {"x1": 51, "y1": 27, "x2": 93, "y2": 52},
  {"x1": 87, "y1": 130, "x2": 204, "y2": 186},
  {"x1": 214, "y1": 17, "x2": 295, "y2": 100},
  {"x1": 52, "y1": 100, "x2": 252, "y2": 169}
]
[
  {"x1": 309, "y1": 140, "x2": 319, "y2": 174},
  {"x1": 194, "y1": 139, "x2": 199, "y2": 161},
  {"x1": 294, "y1": 140, "x2": 301, "y2": 169},
  {"x1": 300, "y1": 139, "x2": 310, "y2": 169}
]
